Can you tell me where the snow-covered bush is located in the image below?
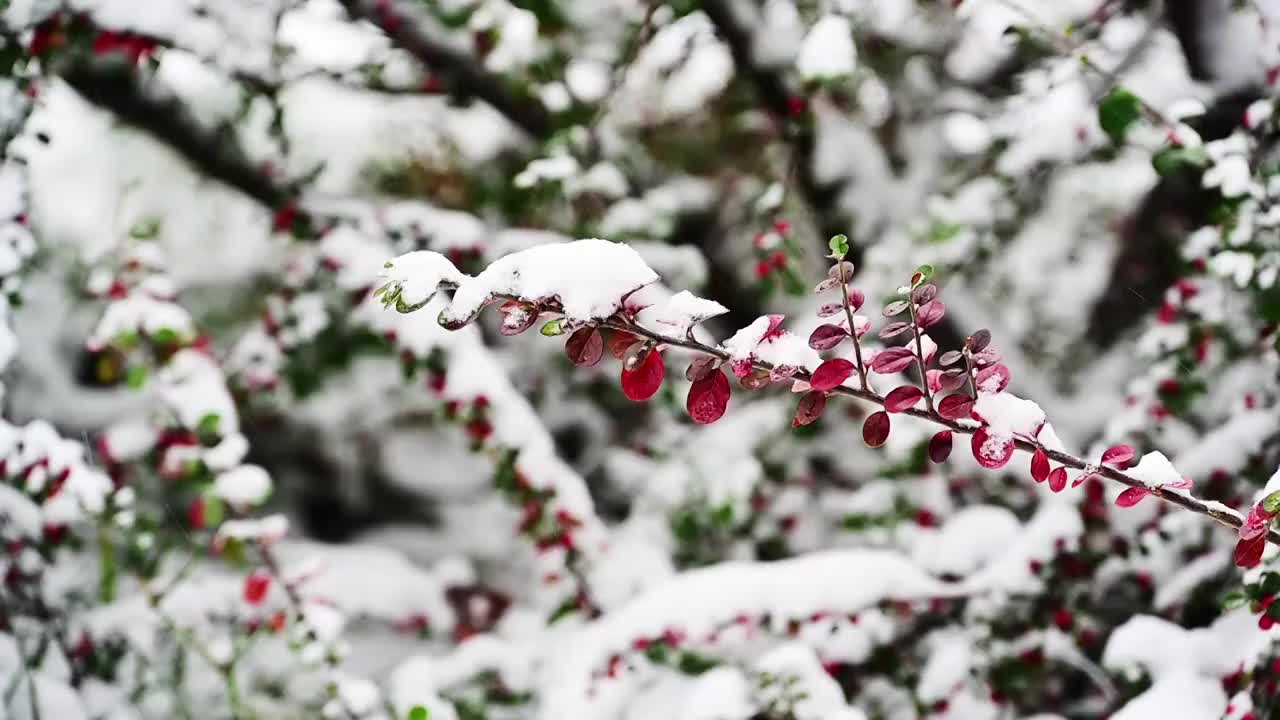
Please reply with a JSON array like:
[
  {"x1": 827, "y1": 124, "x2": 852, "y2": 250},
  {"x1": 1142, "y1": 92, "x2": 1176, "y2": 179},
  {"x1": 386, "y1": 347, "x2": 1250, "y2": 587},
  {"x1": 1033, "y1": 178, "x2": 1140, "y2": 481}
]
[{"x1": 3, "y1": 1, "x2": 1280, "y2": 719}]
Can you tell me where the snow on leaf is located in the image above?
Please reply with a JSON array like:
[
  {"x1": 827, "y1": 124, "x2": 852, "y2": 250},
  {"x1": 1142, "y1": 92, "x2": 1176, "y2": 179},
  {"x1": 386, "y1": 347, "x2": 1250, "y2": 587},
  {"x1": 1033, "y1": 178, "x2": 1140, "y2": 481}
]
[
  {"x1": 439, "y1": 239, "x2": 658, "y2": 329},
  {"x1": 376, "y1": 250, "x2": 467, "y2": 313},
  {"x1": 971, "y1": 427, "x2": 1014, "y2": 469},
  {"x1": 651, "y1": 290, "x2": 729, "y2": 334}
]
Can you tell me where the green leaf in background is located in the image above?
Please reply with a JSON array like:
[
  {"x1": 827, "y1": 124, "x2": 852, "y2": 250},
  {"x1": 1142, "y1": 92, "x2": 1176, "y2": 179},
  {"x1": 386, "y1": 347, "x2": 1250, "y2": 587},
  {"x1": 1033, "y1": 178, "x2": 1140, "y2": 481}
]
[{"x1": 1098, "y1": 87, "x2": 1141, "y2": 145}]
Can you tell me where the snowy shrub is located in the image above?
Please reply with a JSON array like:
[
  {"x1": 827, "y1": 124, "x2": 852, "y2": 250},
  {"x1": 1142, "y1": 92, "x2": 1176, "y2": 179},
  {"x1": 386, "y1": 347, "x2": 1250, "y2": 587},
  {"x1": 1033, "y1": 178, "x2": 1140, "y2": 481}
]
[{"x1": 3, "y1": 1, "x2": 1280, "y2": 720}]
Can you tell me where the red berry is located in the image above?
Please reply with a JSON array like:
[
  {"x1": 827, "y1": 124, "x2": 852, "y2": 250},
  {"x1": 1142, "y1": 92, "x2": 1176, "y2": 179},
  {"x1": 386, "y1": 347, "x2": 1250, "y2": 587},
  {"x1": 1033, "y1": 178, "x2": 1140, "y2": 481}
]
[{"x1": 243, "y1": 570, "x2": 271, "y2": 605}]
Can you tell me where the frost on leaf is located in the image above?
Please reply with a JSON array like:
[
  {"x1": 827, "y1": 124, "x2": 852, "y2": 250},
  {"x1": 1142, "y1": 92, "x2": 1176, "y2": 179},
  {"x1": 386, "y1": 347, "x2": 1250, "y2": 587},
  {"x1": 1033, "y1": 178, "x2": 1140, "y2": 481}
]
[
  {"x1": 621, "y1": 348, "x2": 665, "y2": 401},
  {"x1": 439, "y1": 239, "x2": 658, "y2": 329},
  {"x1": 686, "y1": 368, "x2": 730, "y2": 424},
  {"x1": 375, "y1": 250, "x2": 466, "y2": 314}
]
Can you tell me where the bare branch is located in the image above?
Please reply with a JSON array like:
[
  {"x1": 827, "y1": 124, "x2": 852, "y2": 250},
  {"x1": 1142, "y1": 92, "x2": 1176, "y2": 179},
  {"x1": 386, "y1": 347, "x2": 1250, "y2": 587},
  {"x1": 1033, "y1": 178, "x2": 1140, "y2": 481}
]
[{"x1": 336, "y1": 0, "x2": 554, "y2": 140}]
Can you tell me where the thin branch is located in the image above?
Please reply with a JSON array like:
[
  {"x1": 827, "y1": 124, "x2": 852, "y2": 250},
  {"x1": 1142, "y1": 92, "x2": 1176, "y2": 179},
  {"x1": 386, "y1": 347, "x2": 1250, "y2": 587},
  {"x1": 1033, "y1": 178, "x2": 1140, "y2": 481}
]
[
  {"x1": 336, "y1": 0, "x2": 553, "y2": 140},
  {"x1": 56, "y1": 57, "x2": 293, "y2": 210},
  {"x1": 588, "y1": 314, "x2": 1280, "y2": 545}
]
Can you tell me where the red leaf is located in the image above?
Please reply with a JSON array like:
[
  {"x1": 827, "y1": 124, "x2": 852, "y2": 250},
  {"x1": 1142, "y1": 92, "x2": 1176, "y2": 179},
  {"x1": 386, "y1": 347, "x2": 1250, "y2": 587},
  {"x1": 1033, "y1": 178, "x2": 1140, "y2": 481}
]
[
  {"x1": 863, "y1": 411, "x2": 891, "y2": 447},
  {"x1": 810, "y1": 358, "x2": 855, "y2": 391},
  {"x1": 974, "y1": 363, "x2": 1010, "y2": 393},
  {"x1": 792, "y1": 391, "x2": 827, "y2": 427},
  {"x1": 621, "y1": 348, "x2": 665, "y2": 401},
  {"x1": 928, "y1": 431, "x2": 953, "y2": 463},
  {"x1": 971, "y1": 427, "x2": 1013, "y2": 469},
  {"x1": 565, "y1": 327, "x2": 604, "y2": 367},
  {"x1": 608, "y1": 331, "x2": 639, "y2": 359},
  {"x1": 1114, "y1": 487, "x2": 1149, "y2": 507},
  {"x1": 808, "y1": 324, "x2": 849, "y2": 350},
  {"x1": 1030, "y1": 448, "x2": 1050, "y2": 483},
  {"x1": 1235, "y1": 533, "x2": 1267, "y2": 568},
  {"x1": 1071, "y1": 472, "x2": 1096, "y2": 488},
  {"x1": 687, "y1": 368, "x2": 731, "y2": 424},
  {"x1": 916, "y1": 300, "x2": 946, "y2": 328},
  {"x1": 685, "y1": 356, "x2": 719, "y2": 382},
  {"x1": 1047, "y1": 467, "x2": 1068, "y2": 492},
  {"x1": 884, "y1": 385, "x2": 924, "y2": 413},
  {"x1": 1101, "y1": 444, "x2": 1135, "y2": 467},
  {"x1": 937, "y1": 393, "x2": 975, "y2": 420},
  {"x1": 870, "y1": 347, "x2": 915, "y2": 374},
  {"x1": 244, "y1": 570, "x2": 271, "y2": 605}
]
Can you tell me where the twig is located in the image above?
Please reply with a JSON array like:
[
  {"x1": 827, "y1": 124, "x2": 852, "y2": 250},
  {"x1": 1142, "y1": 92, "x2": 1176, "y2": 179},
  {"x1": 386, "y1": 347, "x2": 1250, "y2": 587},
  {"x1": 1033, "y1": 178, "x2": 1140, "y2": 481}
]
[{"x1": 336, "y1": 0, "x2": 553, "y2": 139}]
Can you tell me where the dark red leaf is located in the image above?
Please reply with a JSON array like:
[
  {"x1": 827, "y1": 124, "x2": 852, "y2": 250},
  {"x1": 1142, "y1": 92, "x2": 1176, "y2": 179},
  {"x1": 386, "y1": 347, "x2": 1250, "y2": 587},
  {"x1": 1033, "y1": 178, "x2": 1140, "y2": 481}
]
[
  {"x1": 1235, "y1": 533, "x2": 1267, "y2": 568},
  {"x1": 499, "y1": 303, "x2": 539, "y2": 335},
  {"x1": 810, "y1": 358, "x2": 855, "y2": 391},
  {"x1": 621, "y1": 348, "x2": 665, "y2": 401},
  {"x1": 916, "y1": 300, "x2": 946, "y2": 328},
  {"x1": 974, "y1": 363, "x2": 1010, "y2": 393},
  {"x1": 608, "y1": 331, "x2": 639, "y2": 359},
  {"x1": 1114, "y1": 487, "x2": 1148, "y2": 507},
  {"x1": 878, "y1": 321, "x2": 912, "y2": 339},
  {"x1": 911, "y1": 284, "x2": 937, "y2": 305},
  {"x1": 685, "y1": 356, "x2": 719, "y2": 382},
  {"x1": 1047, "y1": 467, "x2": 1068, "y2": 492},
  {"x1": 808, "y1": 324, "x2": 848, "y2": 350},
  {"x1": 1030, "y1": 448, "x2": 1050, "y2": 483},
  {"x1": 882, "y1": 300, "x2": 909, "y2": 317},
  {"x1": 937, "y1": 393, "x2": 975, "y2": 420},
  {"x1": 884, "y1": 385, "x2": 924, "y2": 413},
  {"x1": 870, "y1": 347, "x2": 915, "y2": 374},
  {"x1": 966, "y1": 329, "x2": 991, "y2": 353},
  {"x1": 687, "y1": 369, "x2": 731, "y2": 424},
  {"x1": 938, "y1": 350, "x2": 962, "y2": 366},
  {"x1": 863, "y1": 411, "x2": 891, "y2": 447},
  {"x1": 792, "y1": 391, "x2": 827, "y2": 427},
  {"x1": 971, "y1": 427, "x2": 1013, "y2": 469},
  {"x1": 565, "y1": 327, "x2": 604, "y2": 367},
  {"x1": 1101, "y1": 444, "x2": 1135, "y2": 467},
  {"x1": 817, "y1": 303, "x2": 843, "y2": 317},
  {"x1": 928, "y1": 431, "x2": 953, "y2": 463},
  {"x1": 938, "y1": 369, "x2": 968, "y2": 392}
]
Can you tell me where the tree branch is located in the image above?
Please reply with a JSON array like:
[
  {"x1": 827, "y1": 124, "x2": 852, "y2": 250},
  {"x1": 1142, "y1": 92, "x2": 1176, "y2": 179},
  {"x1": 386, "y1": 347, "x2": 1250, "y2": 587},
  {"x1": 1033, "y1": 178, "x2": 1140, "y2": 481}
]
[
  {"x1": 336, "y1": 0, "x2": 553, "y2": 140},
  {"x1": 57, "y1": 58, "x2": 292, "y2": 211},
  {"x1": 588, "y1": 313, "x2": 1277, "y2": 545}
]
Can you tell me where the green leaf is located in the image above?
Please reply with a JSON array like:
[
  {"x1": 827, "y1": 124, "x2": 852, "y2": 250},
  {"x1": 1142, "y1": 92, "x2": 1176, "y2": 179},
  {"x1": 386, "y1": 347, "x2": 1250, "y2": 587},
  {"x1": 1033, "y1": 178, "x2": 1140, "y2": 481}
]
[
  {"x1": 202, "y1": 494, "x2": 225, "y2": 528},
  {"x1": 1098, "y1": 87, "x2": 1142, "y2": 145},
  {"x1": 1261, "y1": 572, "x2": 1280, "y2": 596},
  {"x1": 151, "y1": 328, "x2": 180, "y2": 346},
  {"x1": 1152, "y1": 145, "x2": 1210, "y2": 176},
  {"x1": 540, "y1": 319, "x2": 565, "y2": 337},
  {"x1": 408, "y1": 706, "x2": 429, "y2": 720},
  {"x1": 828, "y1": 234, "x2": 849, "y2": 259},
  {"x1": 125, "y1": 366, "x2": 147, "y2": 389},
  {"x1": 129, "y1": 218, "x2": 161, "y2": 239},
  {"x1": 197, "y1": 413, "x2": 221, "y2": 437},
  {"x1": 912, "y1": 264, "x2": 934, "y2": 287},
  {"x1": 1264, "y1": 490, "x2": 1280, "y2": 514}
]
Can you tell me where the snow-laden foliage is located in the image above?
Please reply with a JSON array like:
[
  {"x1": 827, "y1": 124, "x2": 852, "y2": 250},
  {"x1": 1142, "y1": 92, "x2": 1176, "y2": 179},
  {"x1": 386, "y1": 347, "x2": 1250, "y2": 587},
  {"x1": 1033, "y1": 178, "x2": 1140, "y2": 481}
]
[{"x1": 3, "y1": 1, "x2": 1280, "y2": 720}]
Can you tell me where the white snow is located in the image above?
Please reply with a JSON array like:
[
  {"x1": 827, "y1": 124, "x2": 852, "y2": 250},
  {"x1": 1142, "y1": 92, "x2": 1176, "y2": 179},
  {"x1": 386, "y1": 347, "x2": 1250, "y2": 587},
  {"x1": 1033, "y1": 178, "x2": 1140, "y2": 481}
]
[{"x1": 797, "y1": 15, "x2": 857, "y2": 81}]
